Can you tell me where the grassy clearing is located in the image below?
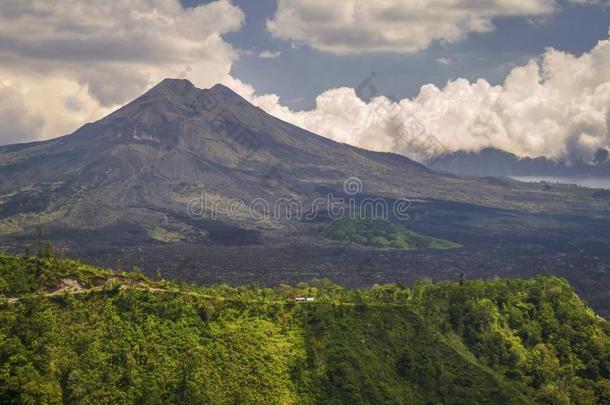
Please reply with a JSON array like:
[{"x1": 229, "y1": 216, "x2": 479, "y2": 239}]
[{"x1": 322, "y1": 217, "x2": 461, "y2": 250}]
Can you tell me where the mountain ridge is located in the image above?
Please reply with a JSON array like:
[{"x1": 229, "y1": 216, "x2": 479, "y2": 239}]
[{"x1": 430, "y1": 147, "x2": 610, "y2": 178}]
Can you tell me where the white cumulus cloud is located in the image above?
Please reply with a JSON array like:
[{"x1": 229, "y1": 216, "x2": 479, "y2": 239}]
[
  {"x1": 227, "y1": 29, "x2": 610, "y2": 163},
  {"x1": 258, "y1": 50, "x2": 282, "y2": 59},
  {"x1": 267, "y1": 0, "x2": 557, "y2": 54},
  {"x1": 0, "y1": 0, "x2": 244, "y2": 144},
  {"x1": 0, "y1": 82, "x2": 45, "y2": 145}
]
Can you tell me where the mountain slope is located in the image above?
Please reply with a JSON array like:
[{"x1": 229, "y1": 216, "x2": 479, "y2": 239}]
[
  {"x1": 2, "y1": 79, "x2": 610, "y2": 319},
  {"x1": 0, "y1": 79, "x2": 605, "y2": 236},
  {"x1": 0, "y1": 78, "x2": 440, "y2": 233}
]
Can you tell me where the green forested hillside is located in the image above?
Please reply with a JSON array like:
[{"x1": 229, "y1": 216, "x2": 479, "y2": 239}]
[{"x1": 1, "y1": 254, "x2": 609, "y2": 404}]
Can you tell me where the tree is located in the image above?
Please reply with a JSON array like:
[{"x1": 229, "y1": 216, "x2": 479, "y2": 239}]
[{"x1": 38, "y1": 242, "x2": 54, "y2": 258}]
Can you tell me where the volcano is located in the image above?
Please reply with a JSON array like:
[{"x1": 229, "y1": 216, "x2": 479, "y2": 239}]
[
  {"x1": 0, "y1": 79, "x2": 442, "y2": 231},
  {"x1": 1, "y1": 79, "x2": 610, "y2": 316}
]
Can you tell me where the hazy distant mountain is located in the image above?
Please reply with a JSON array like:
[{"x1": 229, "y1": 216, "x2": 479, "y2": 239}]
[{"x1": 430, "y1": 147, "x2": 610, "y2": 177}]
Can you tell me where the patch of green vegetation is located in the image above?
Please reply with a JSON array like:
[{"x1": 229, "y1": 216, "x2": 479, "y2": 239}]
[
  {"x1": 323, "y1": 216, "x2": 461, "y2": 250},
  {"x1": 170, "y1": 182, "x2": 204, "y2": 201},
  {"x1": 149, "y1": 227, "x2": 183, "y2": 243},
  {"x1": 1, "y1": 254, "x2": 609, "y2": 404},
  {"x1": 0, "y1": 209, "x2": 66, "y2": 236}
]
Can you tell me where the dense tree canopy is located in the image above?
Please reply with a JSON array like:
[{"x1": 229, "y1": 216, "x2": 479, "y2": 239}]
[{"x1": 0, "y1": 254, "x2": 609, "y2": 404}]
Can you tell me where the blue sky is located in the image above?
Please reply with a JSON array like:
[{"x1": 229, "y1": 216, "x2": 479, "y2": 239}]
[{"x1": 185, "y1": 0, "x2": 610, "y2": 109}]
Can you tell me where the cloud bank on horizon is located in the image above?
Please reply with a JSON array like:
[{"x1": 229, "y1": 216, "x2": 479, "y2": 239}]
[{"x1": 0, "y1": 0, "x2": 608, "y2": 163}]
